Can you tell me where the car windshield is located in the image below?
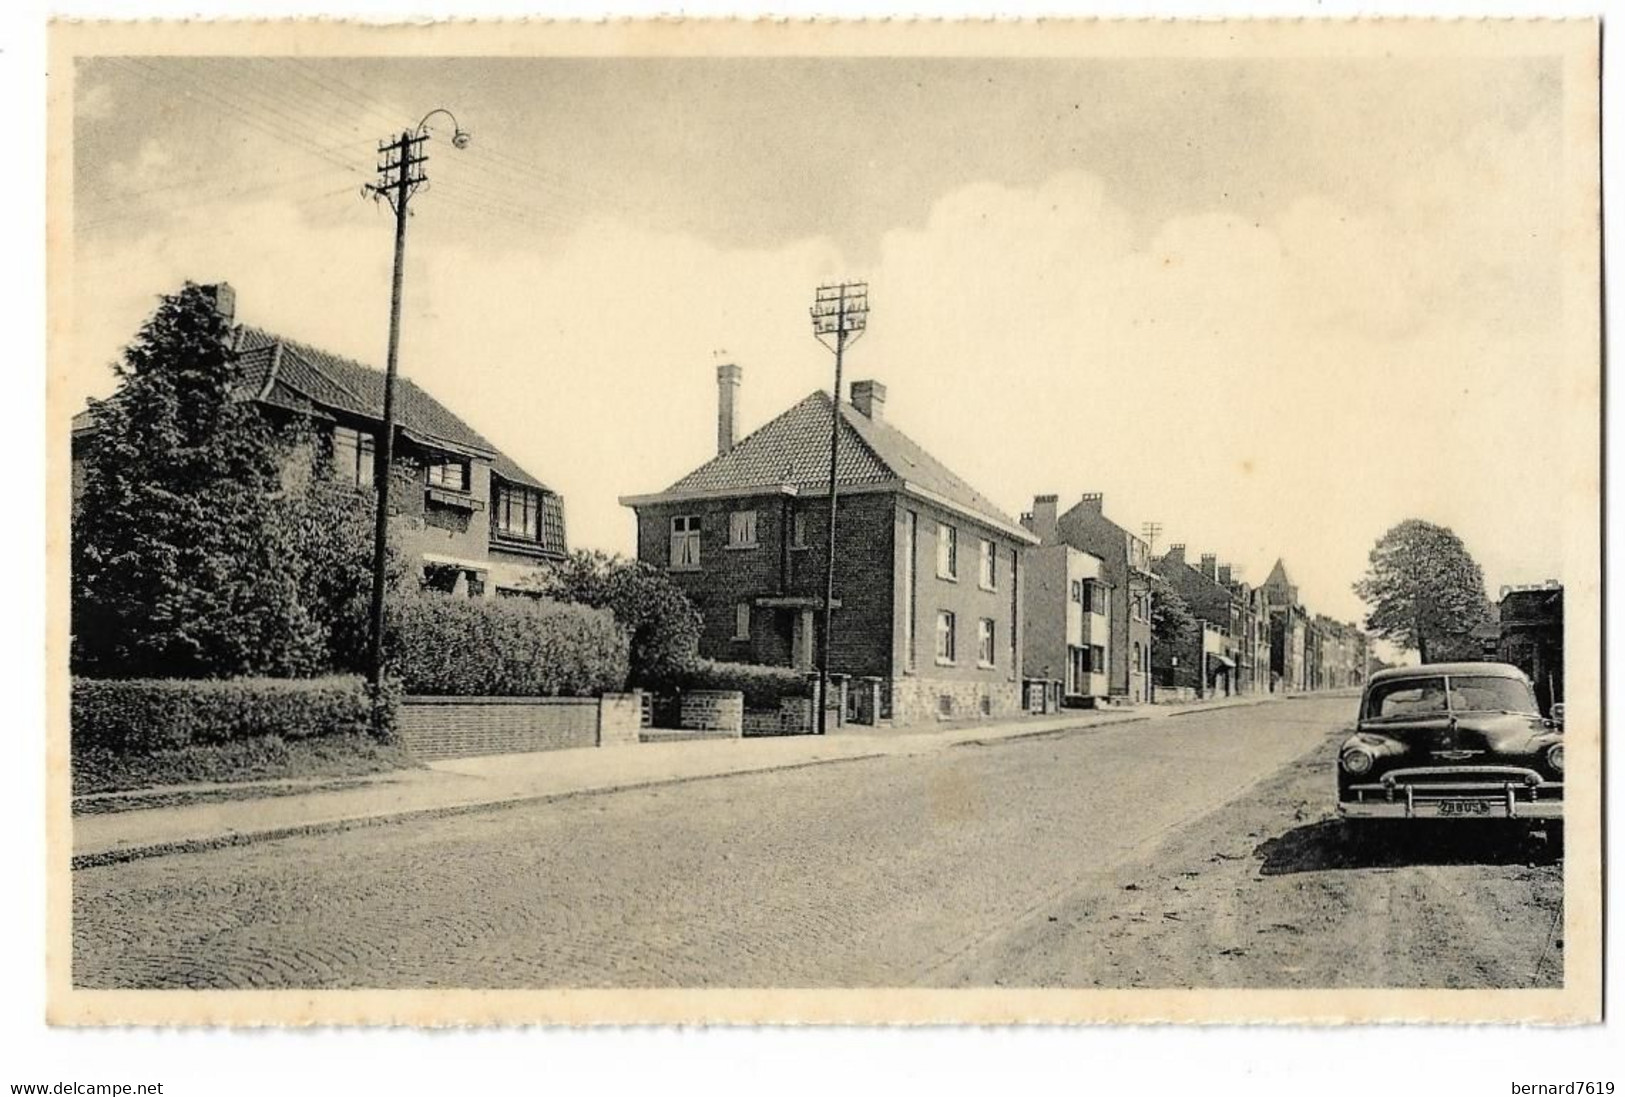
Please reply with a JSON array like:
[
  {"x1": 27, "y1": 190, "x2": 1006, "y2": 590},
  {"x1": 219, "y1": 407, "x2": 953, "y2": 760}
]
[
  {"x1": 1446, "y1": 675, "x2": 1539, "y2": 715},
  {"x1": 1365, "y1": 677, "x2": 1448, "y2": 719}
]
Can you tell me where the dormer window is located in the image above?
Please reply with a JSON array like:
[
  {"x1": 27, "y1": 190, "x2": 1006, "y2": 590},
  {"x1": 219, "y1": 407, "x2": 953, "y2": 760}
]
[
  {"x1": 493, "y1": 481, "x2": 543, "y2": 542},
  {"x1": 426, "y1": 455, "x2": 470, "y2": 492}
]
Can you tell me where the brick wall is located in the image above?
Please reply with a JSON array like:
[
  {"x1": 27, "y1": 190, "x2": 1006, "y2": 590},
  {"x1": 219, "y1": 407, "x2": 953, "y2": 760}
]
[
  {"x1": 678, "y1": 690, "x2": 745, "y2": 735},
  {"x1": 398, "y1": 696, "x2": 600, "y2": 760}
]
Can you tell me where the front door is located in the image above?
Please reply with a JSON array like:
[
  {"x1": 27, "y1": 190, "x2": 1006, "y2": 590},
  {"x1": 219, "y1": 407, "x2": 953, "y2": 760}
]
[{"x1": 791, "y1": 608, "x2": 815, "y2": 671}]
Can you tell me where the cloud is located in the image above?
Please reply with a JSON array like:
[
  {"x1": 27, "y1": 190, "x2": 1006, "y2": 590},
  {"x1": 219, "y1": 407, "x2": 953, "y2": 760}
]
[{"x1": 65, "y1": 115, "x2": 1571, "y2": 625}]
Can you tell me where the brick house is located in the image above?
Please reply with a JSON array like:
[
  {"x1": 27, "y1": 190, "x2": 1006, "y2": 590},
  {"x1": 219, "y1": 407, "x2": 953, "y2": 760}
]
[
  {"x1": 1022, "y1": 494, "x2": 1154, "y2": 704},
  {"x1": 1261, "y1": 558, "x2": 1310, "y2": 692},
  {"x1": 1151, "y1": 545, "x2": 1241, "y2": 698},
  {"x1": 1497, "y1": 582, "x2": 1563, "y2": 713},
  {"x1": 619, "y1": 367, "x2": 1037, "y2": 726},
  {"x1": 71, "y1": 283, "x2": 567, "y2": 594},
  {"x1": 1022, "y1": 543, "x2": 1112, "y2": 705}
]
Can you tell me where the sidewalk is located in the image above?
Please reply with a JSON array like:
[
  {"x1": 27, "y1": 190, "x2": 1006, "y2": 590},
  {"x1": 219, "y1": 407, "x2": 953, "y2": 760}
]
[{"x1": 72, "y1": 692, "x2": 1290, "y2": 868}]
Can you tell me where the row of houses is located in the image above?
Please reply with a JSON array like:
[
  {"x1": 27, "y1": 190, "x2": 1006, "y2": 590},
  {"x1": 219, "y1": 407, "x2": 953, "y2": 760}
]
[
  {"x1": 618, "y1": 358, "x2": 1370, "y2": 722},
  {"x1": 73, "y1": 284, "x2": 1370, "y2": 727}
]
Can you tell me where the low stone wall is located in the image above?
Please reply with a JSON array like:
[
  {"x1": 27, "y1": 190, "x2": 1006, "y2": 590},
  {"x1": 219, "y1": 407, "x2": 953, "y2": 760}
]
[
  {"x1": 1153, "y1": 686, "x2": 1199, "y2": 705},
  {"x1": 399, "y1": 693, "x2": 643, "y2": 760},
  {"x1": 677, "y1": 690, "x2": 744, "y2": 736},
  {"x1": 743, "y1": 697, "x2": 816, "y2": 737},
  {"x1": 889, "y1": 676, "x2": 1023, "y2": 727}
]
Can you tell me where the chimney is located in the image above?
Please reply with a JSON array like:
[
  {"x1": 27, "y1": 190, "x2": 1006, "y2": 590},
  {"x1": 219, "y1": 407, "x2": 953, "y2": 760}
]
[
  {"x1": 1164, "y1": 543, "x2": 1187, "y2": 565},
  {"x1": 716, "y1": 363, "x2": 741, "y2": 456},
  {"x1": 1078, "y1": 492, "x2": 1104, "y2": 514},
  {"x1": 1217, "y1": 564, "x2": 1233, "y2": 586},
  {"x1": 204, "y1": 282, "x2": 236, "y2": 326},
  {"x1": 1200, "y1": 554, "x2": 1218, "y2": 581},
  {"x1": 851, "y1": 379, "x2": 886, "y2": 420},
  {"x1": 1028, "y1": 494, "x2": 1059, "y2": 543}
]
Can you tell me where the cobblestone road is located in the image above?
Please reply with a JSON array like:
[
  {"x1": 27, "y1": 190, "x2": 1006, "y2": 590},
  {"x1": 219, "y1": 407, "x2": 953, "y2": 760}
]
[{"x1": 74, "y1": 699, "x2": 1344, "y2": 989}]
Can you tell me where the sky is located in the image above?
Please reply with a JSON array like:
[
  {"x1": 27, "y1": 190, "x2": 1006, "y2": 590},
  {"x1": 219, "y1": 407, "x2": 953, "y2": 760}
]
[{"x1": 66, "y1": 51, "x2": 1578, "y2": 629}]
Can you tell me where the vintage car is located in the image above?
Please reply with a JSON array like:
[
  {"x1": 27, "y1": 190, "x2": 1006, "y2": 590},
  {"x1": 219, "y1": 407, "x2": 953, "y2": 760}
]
[{"x1": 1338, "y1": 662, "x2": 1563, "y2": 826}]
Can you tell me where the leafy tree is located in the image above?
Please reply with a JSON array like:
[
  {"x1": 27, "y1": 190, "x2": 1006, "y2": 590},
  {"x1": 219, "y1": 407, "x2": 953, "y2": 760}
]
[
  {"x1": 1148, "y1": 572, "x2": 1197, "y2": 651},
  {"x1": 1353, "y1": 519, "x2": 1492, "y2": 663},
  {"x1": 532, "y1": 549, "x2": 701, "y2": 689},
  {"x1": 276, "y1": 436, "x2": 405, "y2": 674},
  {"x1": 72, "y1": 283, "x2": 325, "y2": 678}
]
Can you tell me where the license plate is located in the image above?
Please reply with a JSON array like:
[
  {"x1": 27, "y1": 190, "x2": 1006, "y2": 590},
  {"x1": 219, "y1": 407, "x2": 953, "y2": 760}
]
[{"x1": 1437, "y1": 800, "x2": 1493, "y2": 816}]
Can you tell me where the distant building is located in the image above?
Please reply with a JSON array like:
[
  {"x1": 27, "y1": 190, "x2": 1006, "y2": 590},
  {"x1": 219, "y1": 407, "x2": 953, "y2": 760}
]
[
  {"x1": 1022, "y1": 493, "x2": 1154, "y2": 704},
  {"x1": 1022, "y1": 543, "x2": 1112, "y2": 706},
  {"x1": 1498, "y1": 581, "x2": 1563, "y2": 713},
  {"x1": 1152, "y1": 545, "x2": 1240, "y2": 698},
  {"x1": 620, "y1": 367, "x2": 1037, "y2": 726},
  {"x1": 1261, "y1": 558, "x2": 1310, "y2": 692}
]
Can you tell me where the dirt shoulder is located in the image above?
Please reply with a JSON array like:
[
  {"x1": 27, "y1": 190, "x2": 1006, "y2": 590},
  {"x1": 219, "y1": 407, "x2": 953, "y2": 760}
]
[{"x1": 944, "y1": 732, "x2": 1564, "y2": 989}]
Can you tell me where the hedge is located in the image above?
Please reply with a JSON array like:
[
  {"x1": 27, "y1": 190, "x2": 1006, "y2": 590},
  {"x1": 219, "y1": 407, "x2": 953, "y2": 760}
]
[
  {"x1": 72, "y1": 675, "x2": 390, "y2": 754},
  {"x1": 386, "y1": 590, "x2": 629, "y2": 698},
  {"x1": 681, "y1": 658, "x2": 811, "y2": 709}
]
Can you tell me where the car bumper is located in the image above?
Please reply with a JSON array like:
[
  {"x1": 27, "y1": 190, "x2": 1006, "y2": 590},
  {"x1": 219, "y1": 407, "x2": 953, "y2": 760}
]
[{"x1": 1339, "y1": 788, "x2": 1564, "y2": 820}]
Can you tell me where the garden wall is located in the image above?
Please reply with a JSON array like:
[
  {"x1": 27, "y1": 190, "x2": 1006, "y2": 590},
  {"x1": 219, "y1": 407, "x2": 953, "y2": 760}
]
[{"x1": 398, "y1": 693, "x2": 643, "y2": 760}]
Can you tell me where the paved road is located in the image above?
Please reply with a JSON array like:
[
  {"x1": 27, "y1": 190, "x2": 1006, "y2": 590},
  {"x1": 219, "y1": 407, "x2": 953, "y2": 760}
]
[{"x1": 73, "y1": 698, "x2": 1356, "y2": 988}]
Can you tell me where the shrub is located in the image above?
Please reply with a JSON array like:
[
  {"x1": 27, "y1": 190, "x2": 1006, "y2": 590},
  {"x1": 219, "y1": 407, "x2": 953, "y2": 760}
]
[
  {"x1": 71, "y1": 675, "x2": 387, "y2": 755},
  {"x1": 385, "y1": 590, "x2": 629, "y2": 697},
  {"x1": 527, "y1": 550, "x2": 701, "y2": 691},
  {"x1": 681, "y1": 659, "x2": 811, "y2": 709}
]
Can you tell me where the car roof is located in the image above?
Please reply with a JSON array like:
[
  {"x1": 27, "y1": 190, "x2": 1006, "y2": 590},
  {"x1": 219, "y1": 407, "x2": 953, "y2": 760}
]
[{"x1": 1366, "y1": 661, "x2": 1530, "y2": 686}]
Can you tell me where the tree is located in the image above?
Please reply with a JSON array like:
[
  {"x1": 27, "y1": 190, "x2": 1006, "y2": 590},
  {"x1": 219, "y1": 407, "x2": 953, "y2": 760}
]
[
  {"x1": 72, "y1": 284, "x2": 327, "y2": 678},
  {"x1": 275, "y1": 436, "x2": 405, "y2": 674},
  {"x1": 1353, "y1": 519, "x2": 1492, "y2": 663},
  {"x1": 532, "y1": 549, "x2": 701, "y2": 689},
  {"x1": 1148, "y1": 572, "x2": 1197, "y2": 652}
]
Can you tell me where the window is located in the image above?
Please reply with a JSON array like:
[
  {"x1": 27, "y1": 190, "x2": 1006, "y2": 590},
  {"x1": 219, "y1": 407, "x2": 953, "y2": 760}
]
[
  {"x1": 935, "y1": 610, "x2": 956, "y2": 664},
  {"x1": 1071, "y1": 579, "x2": 1083, "y2": 603},
  {"x1": 903, "y1": 511, "x2": 918, "y2": 671},
  {"x1": 792, "y1": 511, "x2": 809, "y2": 549},
  {"x1": 937, "y1": 523, "x2": 958, "y2": 580},
  {"x1": 426, "y1": 454, "x2": 469, "y2": 491},
  {"x1": 1090, "y1": 645, "x2": 1107, "y2": 673},
  {"x1": 978, "y1": 538, "x2": 996, "y2": 590},
  {"x1": 978, "y1": 618, "x2": 996, "y2": 667},
  {"x1": 332, "y1": 426, "x2": 375, "y2": 489},
  {"x1": 493, "y1": 483, "x2": 542, "y2": 542},
  {"x1": 1133, "y1": 641, "x2": 1145, "y2": 674},
  {"x1": 669, "y1": 515, "x2": 701, "y2": 569},
  {"x1": 726, "y1": 509, "x2": 758, "y2": 548},
  {"x1": 733, "y1": 603, "x2": 751, "y2": 641},
  {"x1": 1083, "y1": 581, "x2": 1105, "y2": 615}
]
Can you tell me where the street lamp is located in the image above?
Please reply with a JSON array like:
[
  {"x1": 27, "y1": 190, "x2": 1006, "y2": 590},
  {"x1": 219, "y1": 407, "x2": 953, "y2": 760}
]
[
  {"x1": 363, "y1": 108, "x2": 471, "y2": 693},
  {"x1": 808, "y1": 282, "x2": 869, "y2": 735}
]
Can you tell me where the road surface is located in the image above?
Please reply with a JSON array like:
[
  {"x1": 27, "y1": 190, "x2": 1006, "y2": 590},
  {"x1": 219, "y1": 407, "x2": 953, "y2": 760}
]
[{"x1": 73, "y1": 696, "x2": 1562, "y2": 989}]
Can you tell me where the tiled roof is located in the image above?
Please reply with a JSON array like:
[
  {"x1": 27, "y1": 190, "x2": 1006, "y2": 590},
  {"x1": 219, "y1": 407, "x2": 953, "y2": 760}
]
[
  {"x1": 238, "y1": 328, "x2": 509, "y2": 461},
  {"x1": 663, "y1": 390, "x2": 1024, "y2": 534}
]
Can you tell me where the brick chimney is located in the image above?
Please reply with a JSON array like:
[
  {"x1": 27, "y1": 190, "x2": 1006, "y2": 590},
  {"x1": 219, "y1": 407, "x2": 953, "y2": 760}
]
[
  {"x1": 1164, "y1": 543, "x2": 1187, "y2": 565},
  {"x1": 1217, "y1": 564, "x2": 1233, "y2": 586},
  {"x1": 203, "y1": 281, "x2": 236, "y2": 324},
  {"x1": 1078, "y1": 492, "x2": 1104, "y2": 515},
  {"x1": 1026, "y1": 494, "x2": 1059, "y2": 543},
  {"x1": 851, "y1": 379, "x2": 886, "y2": 420},
  {"x1": 716, "y1": 363, "x2": 741, "y2": 456},
  {"x1": 1200, "y1": 554, "x2": 1218, "y2": 581}
]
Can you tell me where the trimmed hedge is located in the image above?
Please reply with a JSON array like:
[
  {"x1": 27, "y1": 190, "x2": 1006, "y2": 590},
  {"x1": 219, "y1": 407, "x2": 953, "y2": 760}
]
[
  {"x1": 681, "y1": 659, "x2": 811, "y2": 709},
  {"x1": 72, "y1": 675, "x2": 388, "y2": 755},
  {"x1": 387, "y1": 590, "x2": 629, "y2": 698}
]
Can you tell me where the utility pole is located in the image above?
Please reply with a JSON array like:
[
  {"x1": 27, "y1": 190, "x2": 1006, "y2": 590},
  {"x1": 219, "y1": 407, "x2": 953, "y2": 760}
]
[
  {"x1": 809, "y1": 282, "x2": 869, "y2": 735},
  {"x1": 363, "y1": 109, "x2": 470, "y2": 692},
  {"x1": 1141, "y1": 521, "x2": 1163, "y2": 557}
]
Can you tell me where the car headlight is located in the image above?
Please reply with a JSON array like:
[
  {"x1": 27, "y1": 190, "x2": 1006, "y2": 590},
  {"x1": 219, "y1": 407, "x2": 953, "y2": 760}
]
[
  {"x1": 1546, "y1": 742, "x2": 1564, "y2": 774},
  {"x1": 1341, "y1": 747, "x2": 1375, "y2": 776}
]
